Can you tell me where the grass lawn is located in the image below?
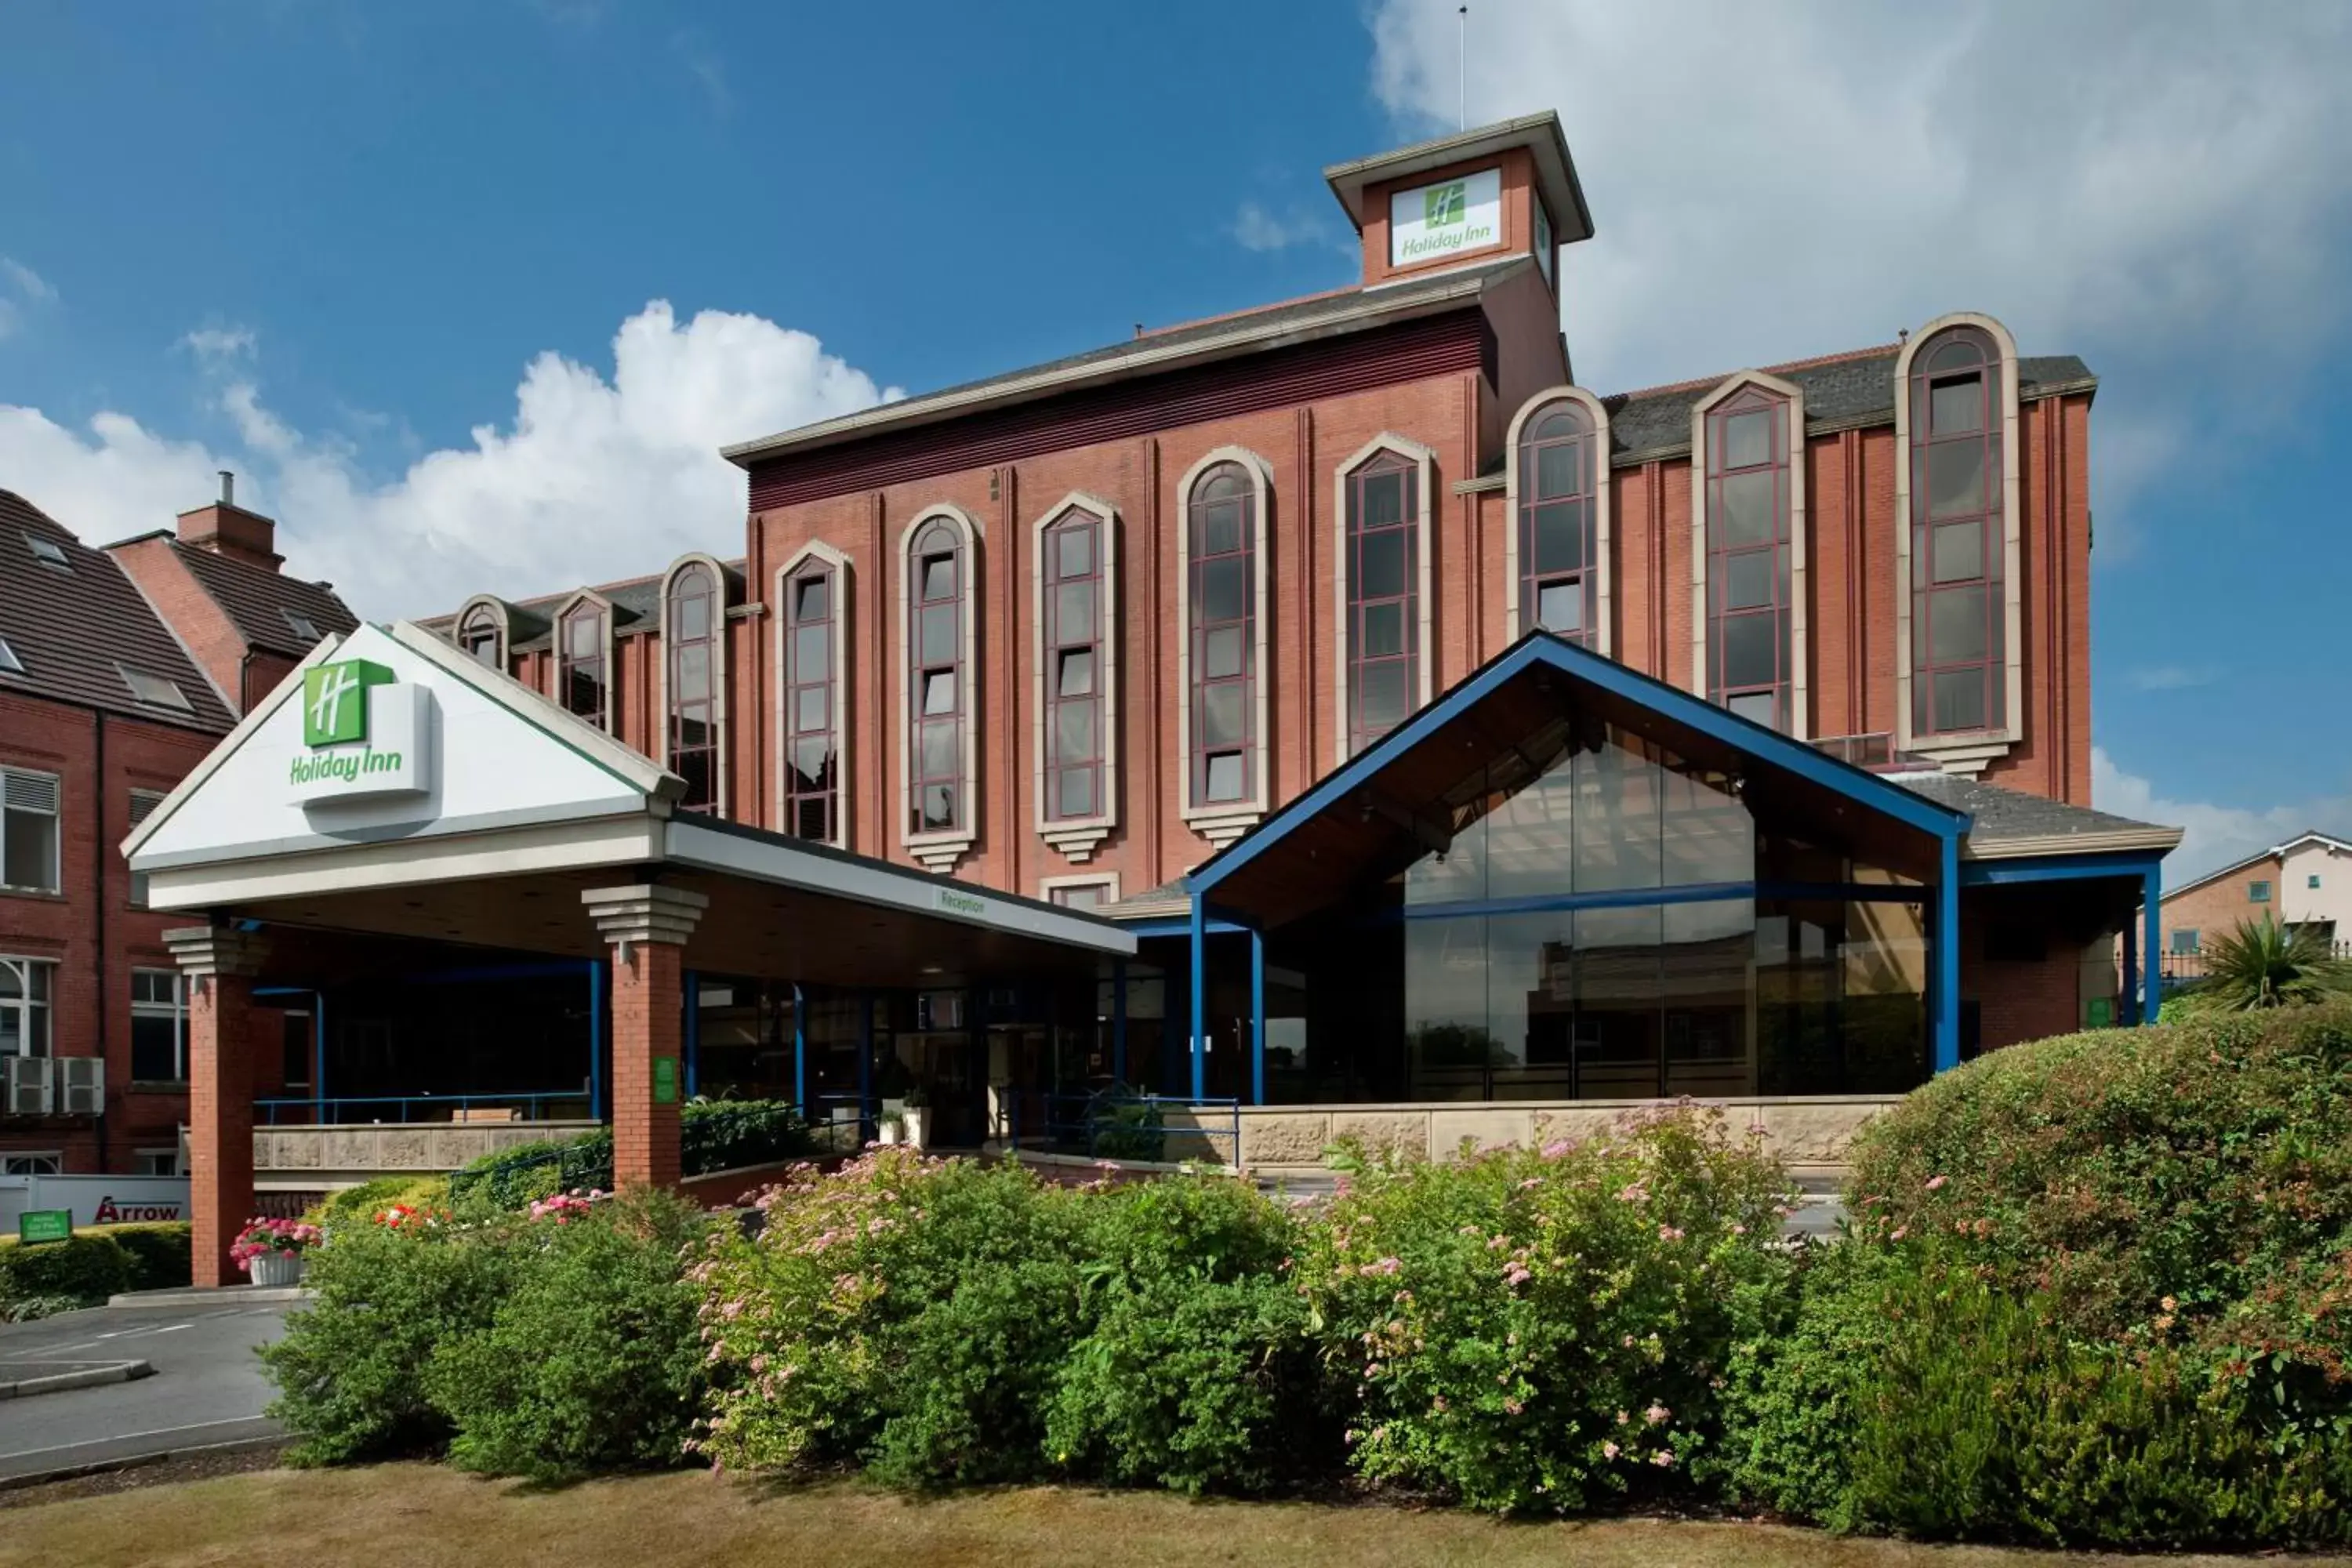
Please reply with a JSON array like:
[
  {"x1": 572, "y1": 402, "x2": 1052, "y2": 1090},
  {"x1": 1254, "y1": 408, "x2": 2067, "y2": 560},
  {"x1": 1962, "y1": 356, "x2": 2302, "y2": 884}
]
[{"x1": 3, "y1": 1464, "x2": 2345, "y2": 1568}]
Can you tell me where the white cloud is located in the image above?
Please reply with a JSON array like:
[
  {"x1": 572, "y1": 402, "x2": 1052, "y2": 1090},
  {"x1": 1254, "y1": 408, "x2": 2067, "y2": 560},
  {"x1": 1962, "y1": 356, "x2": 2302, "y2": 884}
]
[
  {"x1": 1367, "y1": 0, "x2": 2352, "y2": 521},
  {"x1": 2094, "y1": 746, "x2": 2352, "y2": 887},
  {"x1": 1230, "y1": 201, "x2": 1340, "y2": 256},
  {"x1": 1, "y1": 300, "x2": 900, "y2": 618},
  {"x1": 1, "y1": 257, "x2": 56, "y2": 304}
]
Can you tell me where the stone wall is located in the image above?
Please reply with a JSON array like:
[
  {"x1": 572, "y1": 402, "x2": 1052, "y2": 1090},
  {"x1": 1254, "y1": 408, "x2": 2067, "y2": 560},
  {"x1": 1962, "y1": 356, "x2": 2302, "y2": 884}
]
[{"x1": 252, "y1": 1120, "x2": 597, "y2": 1187}]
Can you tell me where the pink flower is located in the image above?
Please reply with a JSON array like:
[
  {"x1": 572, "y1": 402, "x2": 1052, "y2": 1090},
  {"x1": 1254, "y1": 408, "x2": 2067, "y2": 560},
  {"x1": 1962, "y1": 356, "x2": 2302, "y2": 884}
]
[
  {"x1": 1657, "y1": 1225, "x2": 1685, "y2": 1242},
  {"x1": 1602, "y1": 1439, "x2": 1621, "y2": 1459},
  {"x1": 1360, "y1": 1256, "x2": 1403, "y2": 1277},
  {"x1": 1925, "y1": 1174, "x2": 1949, "y2": 1191},
  {"x1": 1651, "y1": 1449, "x2": 1675, "y2": 1468},
  {"x1": 1644, "y1": 1403, "x2": 1670, "y2": 1425},
  {"x1": 1889, "y1": 1225, "x2": 1907, "y2": 1241},
  {"x1": 1503, "y1": 1399, "x2": 1524, "y2": 1415}
]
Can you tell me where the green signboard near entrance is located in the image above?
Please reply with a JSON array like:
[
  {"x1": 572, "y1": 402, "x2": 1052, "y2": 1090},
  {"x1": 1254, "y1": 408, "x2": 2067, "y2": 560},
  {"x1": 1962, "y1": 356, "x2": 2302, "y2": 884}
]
[
  {"x1": 17, "y1": 1209, "x2": 71, "y2": 1245},
  {"x1": 653, "y1": 1055, "x2": 679, "y2": 1105}
]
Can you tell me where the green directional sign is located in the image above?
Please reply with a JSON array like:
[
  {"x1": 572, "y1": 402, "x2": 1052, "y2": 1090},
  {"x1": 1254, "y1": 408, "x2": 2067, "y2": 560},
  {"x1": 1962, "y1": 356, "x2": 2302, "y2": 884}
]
[
  {"x1": 17, "y1": 1209, "x2": 71, "y2": 1245},
  {"x1": 653, "y1": 1055, "x2": 679, "y2": 1105},
  {"x1": 302, "y1": 659, "x2": 396, "y2": 748}
]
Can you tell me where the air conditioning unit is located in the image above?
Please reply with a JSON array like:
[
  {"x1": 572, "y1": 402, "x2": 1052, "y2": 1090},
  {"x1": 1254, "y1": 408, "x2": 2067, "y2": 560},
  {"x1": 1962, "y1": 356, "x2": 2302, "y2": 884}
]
[
  {"x1": 3, "y1": 1055, "x2": 55, "y2": 1117},
  {"x1": 61, "y1": 1056, "x2": 104, "y2": 1116}
]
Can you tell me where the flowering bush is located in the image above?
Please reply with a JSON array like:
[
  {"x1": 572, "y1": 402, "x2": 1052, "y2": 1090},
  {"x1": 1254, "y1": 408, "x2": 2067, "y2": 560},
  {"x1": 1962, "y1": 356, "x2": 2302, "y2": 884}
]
[
  {"x1": 526, "y1": 1189, "x2": 605, "y2": 1225},
  {"x1": 1297, "y1": 1105, "x2": 1796, "y2": 1514},
  {"x1": 230, "y1": 1218, "x2": 323, "y2": 1269}
]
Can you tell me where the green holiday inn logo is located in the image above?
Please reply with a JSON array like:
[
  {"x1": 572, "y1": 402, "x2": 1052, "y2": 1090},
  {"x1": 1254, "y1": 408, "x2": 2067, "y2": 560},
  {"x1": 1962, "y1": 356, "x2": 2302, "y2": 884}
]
[
  {"x1": 1424, "y1": 180, "x2": 1468, "y2": 227},
  {"x1": 292, "y1": 658, "x2": 403, "y2": 787}
]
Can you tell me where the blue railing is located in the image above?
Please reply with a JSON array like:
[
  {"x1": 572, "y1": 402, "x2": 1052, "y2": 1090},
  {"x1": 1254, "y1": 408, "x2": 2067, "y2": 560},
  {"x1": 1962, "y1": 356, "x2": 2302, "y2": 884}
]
[
  {"x1": 1004, "y1": 1091, "x2": 1241, "y2": 1167},
  {"x1": 800, "y1": 1094, "x2": 871, "y2": 1152},
  {"x1": 253, "y1": 1092, "x2": 592, "y2": 1126}
]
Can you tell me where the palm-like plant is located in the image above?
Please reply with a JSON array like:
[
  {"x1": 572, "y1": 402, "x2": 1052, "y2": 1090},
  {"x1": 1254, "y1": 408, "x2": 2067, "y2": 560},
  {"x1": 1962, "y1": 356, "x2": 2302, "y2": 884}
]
[{"x1": 2175, "y1": 915, "x2": 2352, "y2": 1012}]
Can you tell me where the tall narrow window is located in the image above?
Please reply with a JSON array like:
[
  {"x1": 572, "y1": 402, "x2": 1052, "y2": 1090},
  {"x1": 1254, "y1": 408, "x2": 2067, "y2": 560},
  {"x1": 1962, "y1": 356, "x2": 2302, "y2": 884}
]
[
  {"x1": 1908, "y1": 326, "x2": 2005, "y2": 736},
  {"x1": 457, "y1": 603, "x2": 503, "y2": 666},
  {"x1": 1705, "y1": 387, "x2": 1793, "y2": 729},
  {"x1": 1, "y1": 766, "x2": 60, "y2": 895},
  {"x1": 782, "y1": 559, "x2": 840, "y2": 843},
  {"x1": 1513, "y1": 395, "x2": 1602, "y2": 645},
  {"x1": 0, "y1": 956, "x2": 53, "y2": 1058},
  {"x1": 665, "y1": 561, "x2": 721, "y2": 813},
  {"x1": 1342, "y1": 445, "x2": 1424, "y2": 755},
  {"x1": 1043, "y1": 510, "x2": 1103, "y2": 822},
  {"x1": 908, "y1": 517, "x2": 967, "y2": 838},
  {"x1": 557, "y1": 601, "x2": 610, "y2": 730},
  {"x1": 129, "y1": 968, "x2": 187, "y2": 1082},
  {"x1": 1188, "y1": 463, "x2": 1257, "y2": 809}
]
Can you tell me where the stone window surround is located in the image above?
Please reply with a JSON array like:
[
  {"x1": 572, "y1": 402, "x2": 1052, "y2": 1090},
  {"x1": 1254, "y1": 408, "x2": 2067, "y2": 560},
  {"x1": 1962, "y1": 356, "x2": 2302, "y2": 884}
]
[
  {"x1": 1689, "y1": 370, "x2": 1810, "y2": 739},
  {"x1": 657, "y1": 552, "x2": 734, "y2": 817},
  {"x1": 1030, "y1": 492, "x2": 1120, "y2": 864},
  {"x1": 1502, "y1": 385, "x2": 1614, "y2": 654},
  {"x1": 898, "y1": 503, "x2": 984, "y2": 874},
  {"x1": 1040, "y1": 871, "x2": 1121, "y2": 908},
  {"x1": 1174, "y1": 445, "x2": 1276, "y2": 850},
  {"x1": 549, "y1": 590, "x2": 617, "y2": 735},
  {"x1": 774, "y1": 541, "x2": 854, "y2": 849},
  {"x1": 452, "y1": 595, "x2": 509, "y2": 668},
  {"x1": 1331, "y1": 434, "x2": 1438, "y2": 768},
  {"x1": 1893, "y1": 311, "x2": 2024, "y2": 775}
]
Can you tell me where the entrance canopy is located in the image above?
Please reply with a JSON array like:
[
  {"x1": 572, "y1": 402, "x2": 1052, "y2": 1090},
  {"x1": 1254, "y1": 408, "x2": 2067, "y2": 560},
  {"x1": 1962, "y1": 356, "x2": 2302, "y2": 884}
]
[{"x1": 125, "y1": 621, "x2": 1131, "y2": 982}]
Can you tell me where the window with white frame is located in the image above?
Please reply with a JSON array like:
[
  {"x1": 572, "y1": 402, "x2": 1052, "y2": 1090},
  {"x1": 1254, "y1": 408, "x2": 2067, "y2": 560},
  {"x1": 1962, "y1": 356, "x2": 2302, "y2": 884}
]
[
  {"x1": 134, "y1": 1149, "x2": 180, "y2": 1176},
  {"x1": 2, "y1": 1152, "x2": 62, "y2": 1175},
  {"x1": 0, "y1": 956, "x2": 54, "y2": 1058},
  {"x1": 127, "y1": 788, "x2": 165, "y2": 907},
  {"x1": 130, "y1": 967, "x2": 187, "y2": 1082},
  {"x1": 118, "y1": 666, "x2": 192, "y2": 712},
  {"x1": 2, "y1": 767, "x2": 61, "y2": 894}
]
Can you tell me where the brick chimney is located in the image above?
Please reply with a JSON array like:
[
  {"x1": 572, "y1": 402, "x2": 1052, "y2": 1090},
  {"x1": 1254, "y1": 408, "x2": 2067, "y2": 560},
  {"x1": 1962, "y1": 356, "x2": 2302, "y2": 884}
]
[{"x1": 176, "y1": 470, "x2": 283, "y2": 572}]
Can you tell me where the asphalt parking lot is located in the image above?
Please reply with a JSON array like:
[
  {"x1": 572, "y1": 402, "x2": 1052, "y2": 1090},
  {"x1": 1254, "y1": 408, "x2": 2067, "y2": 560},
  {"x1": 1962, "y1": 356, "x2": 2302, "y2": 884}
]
[{"x1": 0, "y1": 1299, "x2": 288, "y2": 1483}]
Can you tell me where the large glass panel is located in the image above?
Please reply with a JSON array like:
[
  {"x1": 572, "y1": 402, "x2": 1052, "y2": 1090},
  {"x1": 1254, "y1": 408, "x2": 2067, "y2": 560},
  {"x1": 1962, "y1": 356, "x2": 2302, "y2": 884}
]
[
  {"x1": 794, "y1": 688, "x2": 826, "y2": 734},
  {"x1": 1356, "y1": 661, "x2": 1408, "y2": 730},
  {"x1": 922, "y1": 671, "x2": 956, "y2": 716},
  {"x1": 1929, "y1": 373, "x2": 1984, "y2": 434},
  {"x1": 920, "y1": 554, "x2": 956, "y2": 601},
  {"x1": 1722, "y1": 550, "x2": 1776, "y2": 611},
  {"x1": 794, "y1": 573, "x2": 829, "y2": 622},
  {"x1": 793, "y1": 625, "x2": 829, "y2": 679},
  {"x1": 1200, "y1": 683, "x2": 1244, "y2": 747},
  {"x1": 1054, "y1": 583, "x2": 1094, "y2": 642},
  {"x1": 1930, "y1": 521, "x2": 1982, "y2": 584},
  {"x1": 1929, "y1": 584, "x2": 1990, "y2": 664},
  {"x1": 1530, "y1": 502, "x2": 1584, "y2": 572},
  {"x1": 1357, "y1": 530, "x2": 1405, "y2": 598},
  {"x1": 1055, "y1": 703, "x2": 1094, "y2": 760},
  {"x1": 1054, "y1": 524, "x2": 1094, "y2": 579},
  {"x1": 675, "y1": 644, "x2": 710, "y2": 702},
  {"x1": 1200, "y1": 558, "x2": 1244, "y2": 622},
  {"x1": 1204, "y1": 752, "x2": 1243, "y2": 803},
  {"x1": 1721, "y1": 612, "x2": 1777, "y2": 689},
  {"x1": 1534, "y1": 441, "x2": 1582, "y2": 498},
  {"x1": 1404, "y1": 913, "x2": 1501, "y2": 1101},
  {"x1": 1535, "y1": 579, "x2": 1581, "y2": 633},
  {"x1": 1926, "y1": 441, "x2": 1984, "y2": 517},
  {"x1": 1200, "y1": 500, "x2": 1242, "y2": 557},
  {"x1": 1360, "y1": 601, "x2": 1405, "y2": 659},
  {"x1": 1358, "y1": 471, "x2": 1406, "y2": 528},
  {"x1": 1933, "y1": 669, "x2": 1987, "y2": 732},
  {"x1": 1718, "y1": 470, "x2": 1777, "y2": 546},
  {"x1": 1721, "y1": 408, "x2": 1772, "y2": 468},
  {"x1": 1057, "y1": 648, "x2": 1094, "y2": 698},
  {"x1": 920, "y1": 604, "x2": 957, "y2": 665},
  {"x1": 1204, "y1": 626, "x2": 1244, "y2": 679}
]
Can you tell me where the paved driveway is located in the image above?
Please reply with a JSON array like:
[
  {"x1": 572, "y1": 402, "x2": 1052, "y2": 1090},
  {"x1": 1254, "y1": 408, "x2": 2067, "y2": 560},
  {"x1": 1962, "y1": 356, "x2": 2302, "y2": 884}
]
[{"x1": 0, "y1": 1300, "x2": 288, "y2": 1482}]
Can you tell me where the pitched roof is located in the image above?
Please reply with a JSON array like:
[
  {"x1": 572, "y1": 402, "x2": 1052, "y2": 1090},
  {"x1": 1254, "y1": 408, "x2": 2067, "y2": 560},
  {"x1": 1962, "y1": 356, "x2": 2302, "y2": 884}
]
[
  {"x1": 1886, "y1": 771, "x2": 2180, "y2": 855},
  {"x1": 721, "y1": 256, "x2": 1533, "y2": 467},
  {"x1": 0, "y1": 491, "x2": 237, "y2": 733},
  {"x1": 2158, "y1": 829, "x2": 2352, "y2": 902},
  {"x1": 165, "y1": 538, "x2": 359, "y2": 658}
]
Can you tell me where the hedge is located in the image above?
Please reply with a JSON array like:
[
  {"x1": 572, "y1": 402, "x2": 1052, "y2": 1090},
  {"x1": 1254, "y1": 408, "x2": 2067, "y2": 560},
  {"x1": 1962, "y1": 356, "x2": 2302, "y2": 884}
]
[{"x1": 0, "y1": 1221, "x2": 193, "y2": 1312}]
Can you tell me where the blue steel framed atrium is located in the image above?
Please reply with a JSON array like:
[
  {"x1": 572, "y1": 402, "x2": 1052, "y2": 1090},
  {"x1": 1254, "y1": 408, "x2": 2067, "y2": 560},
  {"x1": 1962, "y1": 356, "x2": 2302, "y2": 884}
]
[{"x1": 1149, "y1": 633, "x2": 2177, "y2": 1111}]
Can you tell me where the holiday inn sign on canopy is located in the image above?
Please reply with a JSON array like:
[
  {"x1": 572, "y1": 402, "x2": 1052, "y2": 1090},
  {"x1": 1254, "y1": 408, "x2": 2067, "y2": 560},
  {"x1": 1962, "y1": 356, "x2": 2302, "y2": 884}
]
[{"x1": 289, "y1": 656, "x2": 434, "y2": 802}]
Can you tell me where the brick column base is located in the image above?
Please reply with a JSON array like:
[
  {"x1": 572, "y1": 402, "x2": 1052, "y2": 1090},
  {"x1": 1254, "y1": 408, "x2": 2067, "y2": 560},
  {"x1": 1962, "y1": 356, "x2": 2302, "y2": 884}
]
[{"x1": 610, "y1": 940, "x2": 684, "y2": 1189}]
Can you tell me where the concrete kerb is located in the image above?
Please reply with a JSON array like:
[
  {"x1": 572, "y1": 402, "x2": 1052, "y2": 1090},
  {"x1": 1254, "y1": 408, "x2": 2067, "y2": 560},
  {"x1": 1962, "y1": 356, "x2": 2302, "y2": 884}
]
[
  {"x1": 105, "y1": 1285, "x2": 313, "y2": 1309},
  {"x1": 0, "y1": 1435, "x2": 288, "y2": 1494},
  {"x1": 0, "y1": 1360, "x2": 154, "y2": 1400}
]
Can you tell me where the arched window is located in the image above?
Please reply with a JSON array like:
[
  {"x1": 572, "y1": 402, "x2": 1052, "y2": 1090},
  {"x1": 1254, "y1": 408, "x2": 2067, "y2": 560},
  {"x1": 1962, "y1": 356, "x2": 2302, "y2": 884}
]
[
  {"x1": 1907, "y1": 325, "x2": 2005, "y2": 736},
  {"x1": 1508, "y1": 390, "x2": 1608, "y2": 648},
  {"x1": 1336, "y1": 437, "x2": 1434, "y2": 759},
  {"x1": 456, "y1": 601, "x2": 503, "y2": 667},
  {"x1": 1700, "y1": 383, "x2": 1795, "y2": 730},
  {"x1": 1189, "y1": 463, "x2": 1258, "y2": 811},
  {"x1": 663, "y1": 559, "x2": 722, "y2": 814},
  {"x1": 899, "y1": 506, "x2": 980, "y2": 869},
  {"x1": 779, "y1": 551, "x2": 844, "y2": 844},
  {"x1": 1033, "y1": 495, "x2": 1117, "y2": 860},
  {"x1": 556, "y1": 597, "x2": 610, "y2": 731}
]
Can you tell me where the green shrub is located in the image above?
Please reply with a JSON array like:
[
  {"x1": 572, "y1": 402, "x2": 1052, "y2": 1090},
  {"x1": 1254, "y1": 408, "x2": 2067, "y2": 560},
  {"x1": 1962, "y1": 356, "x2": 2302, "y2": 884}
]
[
  {"x1": 1298, "y1": 1106, "x2": 1797, "y2": 1514},
  {"x1": 309, "y1": 1176, "x2": 451, "y2": 1231},
  {"x1": 1846, "y1": 1004, "x2": 2352, "y2": 1336},
  {"x1": 449, "y1": 1101, "x2": 811, "y2": 1210},
  {"x1": 425, "y1": 1189, "x2": 713, "y2": 1480},
  {"x1": 1726, "y1": 1239, "x2": 2352, "y2": 1546},
  {"x1": 104, "y1": 1222, "x2": 192, "y2": 1291},
  {"x1": 260, "y1": 1215, "x2": 520, "y2": 1465},
  {"x1": 695, "y1": 1149, "x2": 1087, "y2": 1486},
  {"x1": 0, "y1": 1232, "x2": 133, "y2": 1305}
]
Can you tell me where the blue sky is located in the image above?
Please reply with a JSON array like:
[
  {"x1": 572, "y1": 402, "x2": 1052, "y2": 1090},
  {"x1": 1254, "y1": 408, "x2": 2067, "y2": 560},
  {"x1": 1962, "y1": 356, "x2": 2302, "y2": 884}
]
[{"x1": 3, "y1": 0, "x2": 2350, "y2": 881}]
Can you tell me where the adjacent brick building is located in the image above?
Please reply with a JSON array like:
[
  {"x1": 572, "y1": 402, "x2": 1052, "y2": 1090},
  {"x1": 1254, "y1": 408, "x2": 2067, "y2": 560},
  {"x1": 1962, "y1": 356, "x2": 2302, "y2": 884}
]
[{"x1": 0, "y1": 483, "x2": 355, "y2": 1174}]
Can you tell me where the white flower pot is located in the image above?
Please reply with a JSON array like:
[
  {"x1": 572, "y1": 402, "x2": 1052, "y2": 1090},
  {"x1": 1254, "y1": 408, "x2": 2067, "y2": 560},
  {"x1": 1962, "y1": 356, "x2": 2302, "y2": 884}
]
[
  {"x1": 902, "y1": 1109, "x2": 931, "y2": 1151},
  {"x1": 877, "y1": 1119, "x2": 903, "y2": 1146},
  {"x1": 249, "y1": 1251, "x2": 307, "y2": 1288}
]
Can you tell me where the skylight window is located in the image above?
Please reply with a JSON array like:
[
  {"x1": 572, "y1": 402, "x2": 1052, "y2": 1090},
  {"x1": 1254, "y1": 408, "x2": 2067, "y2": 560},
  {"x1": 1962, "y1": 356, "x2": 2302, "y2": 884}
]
[
  {"x1": 283, "y1": 608, "x2": 321, "y2": 643},
  {"x1": 118, "y1": 666, "x2": 192, "y2": 712},
  {"x1": 0, "y1": 636, "x2": 21, "y2": 674},
  {"x1": 24, "y1": 533, "x2": 69, "y2": 571}
]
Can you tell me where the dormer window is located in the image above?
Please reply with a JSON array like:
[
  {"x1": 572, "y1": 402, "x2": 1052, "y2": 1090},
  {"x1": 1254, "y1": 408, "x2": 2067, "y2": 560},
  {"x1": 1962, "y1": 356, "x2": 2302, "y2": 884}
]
[
  {"x1": 662, "y1": 558, "x2": 724, "y2": 814},
  {"x1": 24, "y1": 534, "x2": 68, "y2": 572},
  {"x1": 1505, "y1": 388, "x2": 1611, "y2": 649},
  {"x1": 557, "y1": 600, "x2": 612, "y2": 731},
  {"x1": 118, "y1": 666, "x2": 191, "y2": 712},
  {"x1": 0, "y1": 636, "x2": 20, "y2": 674},
  {"x1": 456, "y1": 602, "x2": 503, "y2": 666}
]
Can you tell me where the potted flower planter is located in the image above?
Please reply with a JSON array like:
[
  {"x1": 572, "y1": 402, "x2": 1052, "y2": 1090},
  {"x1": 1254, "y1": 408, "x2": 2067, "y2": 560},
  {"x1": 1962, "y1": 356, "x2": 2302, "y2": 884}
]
[
  {"x1": 900, "y1": 1088, "x2": 931, "y2": 1151},
  {"x1": 249, "y1": 1250, "x2": 307, "y2": 1287}
]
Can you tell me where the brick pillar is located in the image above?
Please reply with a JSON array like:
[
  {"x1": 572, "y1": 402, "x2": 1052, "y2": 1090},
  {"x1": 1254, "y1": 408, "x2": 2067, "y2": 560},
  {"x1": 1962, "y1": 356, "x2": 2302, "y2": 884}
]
[
  {"x1": 165, "y1": 924, "x2": 270, "y2": 1288},
  {"x1": 581, "y1": 885, "x2": 708, "y2": 1191}
]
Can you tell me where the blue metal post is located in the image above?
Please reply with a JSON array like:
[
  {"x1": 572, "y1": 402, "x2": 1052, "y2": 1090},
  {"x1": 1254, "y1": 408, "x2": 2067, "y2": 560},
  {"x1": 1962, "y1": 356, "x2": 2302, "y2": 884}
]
[
  {"x1": 1189, "y1": 897, "x2": 1207, "y2": 1102},
  {"x1": 2142, "y1": 866, "x2": 2163, "y2": 1026},
  {"x1": 858, "y1": 991, "x2": 875, "y2": 1140},
  {"x1": 1249, "y1": 926, "x2": 1265, "y2": 1105},
  {"x1": 1934, "y1": 833, "x2": 1962, "y2": 1073},
  {"x1": 587, "y1": 959, "x2": 604, "y2": 1122},
  {"x1": 792, "y1": 982, "x2": 808, "y2": 1116},
  {"x1": 2121, "y1": 908, "x2": 2140, "y2": 1026},
  {"x1": 312, "y1": 991, "x2": 327, "y2": 1123},
  {"x1": 682, "y1": 968, "x2": 700, "y2": 1099},
  {"x1": 1112, "y1": 959, "x2": 1128, "y2": 1086}
]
